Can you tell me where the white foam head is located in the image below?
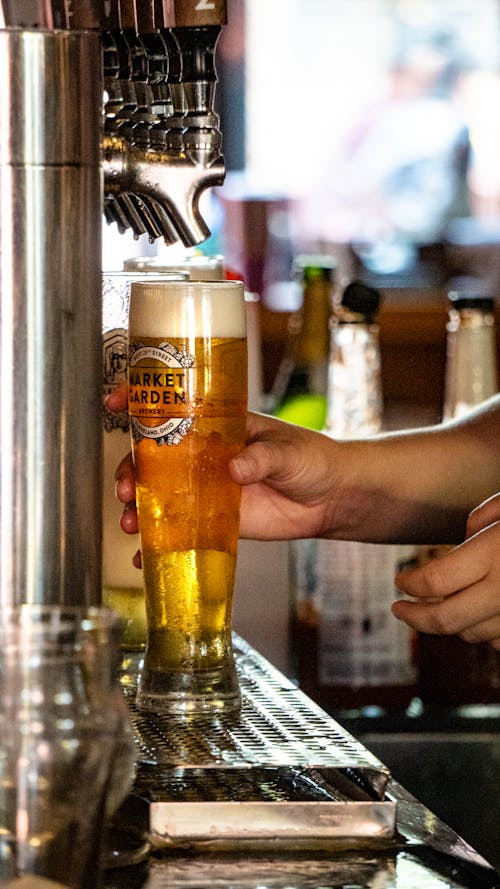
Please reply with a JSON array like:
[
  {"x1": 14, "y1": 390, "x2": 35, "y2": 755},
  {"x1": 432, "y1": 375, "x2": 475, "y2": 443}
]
[{"x1": 129, "y1": 280, "x2": 246, "y2": 339}]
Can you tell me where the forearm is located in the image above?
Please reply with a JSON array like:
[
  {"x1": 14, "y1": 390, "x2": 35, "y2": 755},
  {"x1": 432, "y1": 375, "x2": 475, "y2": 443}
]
[{"x1": 326, "y1": 396, "x2": 500, "y2": 544}]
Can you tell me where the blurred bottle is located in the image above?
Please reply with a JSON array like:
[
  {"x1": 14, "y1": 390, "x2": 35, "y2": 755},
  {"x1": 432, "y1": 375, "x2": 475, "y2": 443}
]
[
  {"x1": 225, "y1": 263, "x2": 265, "y2": 412},
  {"x1": 102, "y1": 267, "x2": 189, "y2": 678},
  {"x1": 290, "y1": 281, "x2": 417, "y2": 712},
  {"x1": 418, "y1": 279, "x2": 500, "y2": 709},
  {"x1": 269, "y1": 256, "x2": 336, "y2": 430},
  {"x1": 443, "y1": 281, "x2": 498, "y2": 420},
  {"x1": 102, "y1": 272, "x2": 147, "y2": 663}
]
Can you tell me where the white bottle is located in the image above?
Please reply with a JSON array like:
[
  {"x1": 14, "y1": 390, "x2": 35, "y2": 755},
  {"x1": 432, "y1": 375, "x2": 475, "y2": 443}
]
[
  {"x1": 418, "y1": 279, "x2": 500, "y2": 707},
  {"x1": 443, "y1": 280, "x2": 498, "y2": 421},
  {"x1": 291, "y1": 281, "x2": 417, "y2": 711}
]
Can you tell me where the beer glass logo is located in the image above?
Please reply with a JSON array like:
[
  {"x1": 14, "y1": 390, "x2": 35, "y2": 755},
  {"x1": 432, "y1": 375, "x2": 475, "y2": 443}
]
[
  {"x1": 129, "y1": 341, "x2": 195, "y2": 446},
  {"x1": 103, "y1": 328, "x2": 129, "y2": 432}
]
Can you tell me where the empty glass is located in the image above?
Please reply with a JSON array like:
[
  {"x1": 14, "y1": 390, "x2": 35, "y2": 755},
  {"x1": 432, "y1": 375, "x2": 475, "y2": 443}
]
[{"x1": 0, "y1": 606, "x2": 136, "y2": 888}]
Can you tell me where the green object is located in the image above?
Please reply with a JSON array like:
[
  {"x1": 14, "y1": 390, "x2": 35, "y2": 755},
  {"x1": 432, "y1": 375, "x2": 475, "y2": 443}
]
[
  {"x1": 269, "y1": 255, "x2": 335, "y2": 429},
  {"x1": 274, "y1": 393, "x2": 327, "y2": 430}
]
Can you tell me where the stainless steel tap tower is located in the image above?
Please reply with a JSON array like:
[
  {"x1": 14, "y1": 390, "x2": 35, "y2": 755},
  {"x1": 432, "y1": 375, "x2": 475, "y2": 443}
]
[{"x1": 0, "y1": 0, "x2": 227, "y2": 608}]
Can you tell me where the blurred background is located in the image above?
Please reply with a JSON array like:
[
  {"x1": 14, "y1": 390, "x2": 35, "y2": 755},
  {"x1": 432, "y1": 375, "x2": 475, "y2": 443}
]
[{"x1": 105, "y1": 0, "x2": 500, "y2": 423}]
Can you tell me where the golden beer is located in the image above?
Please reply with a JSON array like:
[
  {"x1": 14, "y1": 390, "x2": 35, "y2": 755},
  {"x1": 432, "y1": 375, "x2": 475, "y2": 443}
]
[{"x1": 128, "y1": 279, "x2": 247, "y2": 714}]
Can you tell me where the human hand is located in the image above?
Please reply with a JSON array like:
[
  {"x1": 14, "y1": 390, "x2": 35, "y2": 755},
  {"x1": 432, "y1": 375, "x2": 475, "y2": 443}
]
[
  {"x1": 105, "y1": 381, "x2": 128, "y2": 417},
  {"x1": 392, "y1": 495, "x2": 500, "y2": 648},
  {"x1": 105, "y1": 385, "x2": 140, "y2": 563},
  {"x1": 228, "y1": 412, "x2": 345, "y2": 540},
  {"x1": 466, "y1": 492, "x2": 500, "y2": 538}
]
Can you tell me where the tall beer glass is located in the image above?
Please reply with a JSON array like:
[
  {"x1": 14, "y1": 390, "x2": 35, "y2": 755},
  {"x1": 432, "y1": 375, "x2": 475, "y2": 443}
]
[{"x1": 128, "y1": 279, "x2": 247, "y2": 715}]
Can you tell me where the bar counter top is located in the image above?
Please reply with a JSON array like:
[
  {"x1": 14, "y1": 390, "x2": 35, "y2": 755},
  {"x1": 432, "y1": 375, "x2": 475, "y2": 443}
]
[
  {"x1": 104, "y1": 845, "x2": 500, "y2": 889},
  {"x1": 104, "y1": 638, "x2": 500, "y2": 889}
]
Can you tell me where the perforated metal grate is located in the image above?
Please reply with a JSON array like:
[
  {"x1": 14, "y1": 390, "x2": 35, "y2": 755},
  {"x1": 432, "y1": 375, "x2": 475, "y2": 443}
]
[
  {"x1": 137, "y1": 766, "x2": 355, "y2": 803},
  {"x1": 119, "y1": 637, "x2": 396, "y2": 846},
  {"x1": 125, "y1": 635, "x2": 387, "y2": 775}
]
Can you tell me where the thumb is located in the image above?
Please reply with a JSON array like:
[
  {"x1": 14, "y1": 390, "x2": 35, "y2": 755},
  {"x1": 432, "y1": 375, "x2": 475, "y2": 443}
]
[
  {"x1": 105, "y1": 381, "x2": 128, "y2": 413},
  {"x1": 229, "y1": 440, "x2": 283, "y2": 486}
]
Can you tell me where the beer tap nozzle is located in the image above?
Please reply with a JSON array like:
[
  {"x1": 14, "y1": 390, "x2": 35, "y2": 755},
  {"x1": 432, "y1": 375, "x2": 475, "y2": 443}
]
[
  {"x1": 103, "y1": 0, "x2": 227, "y2": 246},
  {"x1": 103, "y1": 135, "x2": 225, "y2": 246}
]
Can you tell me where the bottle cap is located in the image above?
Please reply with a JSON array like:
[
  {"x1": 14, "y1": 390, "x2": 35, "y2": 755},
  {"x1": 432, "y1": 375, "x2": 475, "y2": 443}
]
[
  {"x1": 293, "y1": 255, "x2": 337, "y2": 283},
  {"x1": 447, "y1": 277, "x2": 495, "y2": 312},
  {"x1": 340, "y1": 280, "x2": 382, "y2": 320}
]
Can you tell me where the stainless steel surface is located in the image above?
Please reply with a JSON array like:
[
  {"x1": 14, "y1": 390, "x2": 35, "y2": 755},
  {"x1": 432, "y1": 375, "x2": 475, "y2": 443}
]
[
  {"x1": 134, "y1": 855, "x2": 398, "y2": 889},
  {"x1": 148, "y1": 797, "x2": 395, "y2": 851},
  {"x1": 0, "y1": 29, "x2": 101, "y2": 165},
  {"x1": 388, "y1": 779, "x2": 494, "y2": 871},
  {"x1": 0, "y1": 1, "x2": 54, "y2": 27},
  {"x1": 106, "y1": 640, "x2": 500, "y2": 887},
  {"x1": 0, "y1": 29, "x2": 103, "y2": 607},
  {"x1": 106, "y1": 852, "x2": 499, "y2": 889},
  {"x1": 122, "y1": 637, "x2": 396, "y2": 849}
]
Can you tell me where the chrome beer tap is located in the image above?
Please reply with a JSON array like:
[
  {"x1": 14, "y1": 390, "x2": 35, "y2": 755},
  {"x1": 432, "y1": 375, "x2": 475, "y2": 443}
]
[
  {"x1": 102, "y1": 0, "x2": 227, "y2": 246},
  {"x1": 0, "y1": 0, "x2": 228, "y2": 609}
]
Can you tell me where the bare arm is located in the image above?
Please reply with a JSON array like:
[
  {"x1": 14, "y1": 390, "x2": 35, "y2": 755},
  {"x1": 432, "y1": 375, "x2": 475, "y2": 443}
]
[{"x1": 229, "y1": 395, "x2": 500, "y2": 544}]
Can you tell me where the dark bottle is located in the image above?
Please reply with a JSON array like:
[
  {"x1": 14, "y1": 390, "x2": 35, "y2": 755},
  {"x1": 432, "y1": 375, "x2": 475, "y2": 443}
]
[
  {"x1": 290, "y1": 281, "x2": 418, "y2": 713},
  {"x1": 270, "y1": 255, "x2": 336, "y2": 430},
  {"x1": 418, "y1": 280, "x2": 500, "y2": 709}
]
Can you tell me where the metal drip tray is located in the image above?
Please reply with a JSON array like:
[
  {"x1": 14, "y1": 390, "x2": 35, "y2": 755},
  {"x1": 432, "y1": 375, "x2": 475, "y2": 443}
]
[{"x1": 124, "y1": 636, "x2": 397, "y2": 850}]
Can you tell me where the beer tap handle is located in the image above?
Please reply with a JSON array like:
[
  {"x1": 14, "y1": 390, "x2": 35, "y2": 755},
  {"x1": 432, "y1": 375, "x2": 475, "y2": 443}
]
[
  {"x1": 103, "y1": 0, "x2": 120, "y2": 31},
  {"x1": 161, "y1": 26, "x2": 184, "y2": 120},
  {"x1": 118, "y1": 0, "x2": 138, "y2": 28},
  {"x1": 171, "y1": 24, "x2": 221, "y2": 116},
  {"x1": 134, "y1": 0, "x2": 154, "y2": 32},
  {"x1": 0, "y1": 1, "x2": 56, "y2": 27},
  {"x1": 170, "y1": 0, "x2": 226, "y2": 112},
  {"x1": 67, "y1": 1, "x2": 106, "y2": 29},
  {"x1": 118, "y1": 0, "x2": 148, "y2": 83},
  {"x1": 50, "y1": 0, "x2": 67, "y2": 27},
  {"x1": 134, "y1": 1, "x2": 170, "y2": 91},
  {"x1": 168, "y1": 20, "x2": 225, "y2": 170},
  {"x1": 172, "y1": 0, "x2": 226, "y2": 28}
]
